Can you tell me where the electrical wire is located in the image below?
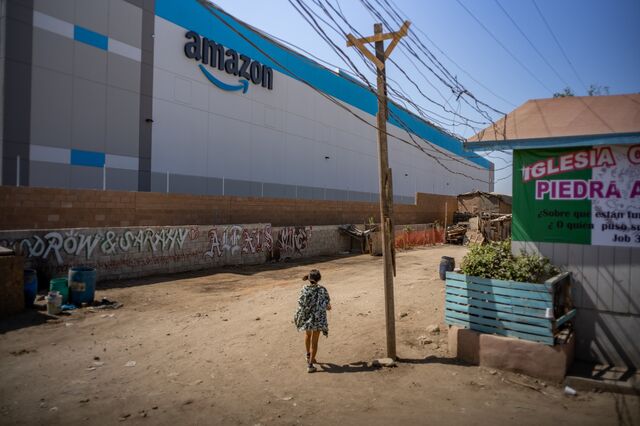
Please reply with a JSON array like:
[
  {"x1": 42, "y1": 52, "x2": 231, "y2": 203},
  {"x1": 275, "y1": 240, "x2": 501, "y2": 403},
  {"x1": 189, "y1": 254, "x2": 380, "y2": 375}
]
[
  {"x1": 291, "y1": 0, "x2": 512, "y2": 171},
  {"x1": 494, "y1": 0, "x2": 573, "y2": 90},
  {"x1": 385, "y1": 0, "x2": 517, "y2": 109},
  {"x1": 531, "y1": 0, "x2": 589, "y2": 93},
  {"x1": 357, "y1": 0, "x2": 505, "y2": 132},
  {"x1": 199, "y1": 0, "x2": 507, "y2": 184},
  {"x1": 455, "y1": 0, "x2": 555, "y2": 94}
]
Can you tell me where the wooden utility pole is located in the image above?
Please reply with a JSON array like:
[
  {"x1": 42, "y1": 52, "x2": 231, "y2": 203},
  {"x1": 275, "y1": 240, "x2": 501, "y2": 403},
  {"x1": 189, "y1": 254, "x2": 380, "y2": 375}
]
[{"x1": 347, "y1": 21, "x2": 410, "y2": 360}]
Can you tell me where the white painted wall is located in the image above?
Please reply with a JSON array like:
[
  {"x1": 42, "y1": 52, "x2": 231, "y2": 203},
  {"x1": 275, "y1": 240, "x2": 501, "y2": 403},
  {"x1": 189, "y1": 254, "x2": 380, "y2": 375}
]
[{"x1": 151, "y1": 16, "x2": 490, "y2": 199}]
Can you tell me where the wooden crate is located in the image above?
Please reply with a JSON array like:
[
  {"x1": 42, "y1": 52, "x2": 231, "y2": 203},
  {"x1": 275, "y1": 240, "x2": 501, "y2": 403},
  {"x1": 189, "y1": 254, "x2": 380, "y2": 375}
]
[{"x1": 445, "y1": 272, "x2": 576, "y2": 345}]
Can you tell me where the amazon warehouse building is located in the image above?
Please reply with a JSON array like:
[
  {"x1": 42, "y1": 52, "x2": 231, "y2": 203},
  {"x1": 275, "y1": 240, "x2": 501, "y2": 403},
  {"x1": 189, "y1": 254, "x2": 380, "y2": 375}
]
[{"x1": 1, "y1": 0, "x2": 493, "y2": 202}]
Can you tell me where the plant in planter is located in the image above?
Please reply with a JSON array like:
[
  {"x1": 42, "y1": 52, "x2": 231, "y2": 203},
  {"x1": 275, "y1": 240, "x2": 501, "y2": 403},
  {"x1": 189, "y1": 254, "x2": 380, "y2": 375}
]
[
  {"x1": 446, "y1": 239, "x2": 574, "y2": 345},
  {"x1": 461, "y1": 239, "x2": 559, "y2": 284}
]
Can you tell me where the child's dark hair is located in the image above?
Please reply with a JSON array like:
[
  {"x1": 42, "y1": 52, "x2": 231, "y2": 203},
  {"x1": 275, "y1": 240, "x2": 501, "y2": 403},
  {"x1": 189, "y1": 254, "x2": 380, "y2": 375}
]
[{"x1": 302, "y1": 269, "x2": 321, "y2": 283}]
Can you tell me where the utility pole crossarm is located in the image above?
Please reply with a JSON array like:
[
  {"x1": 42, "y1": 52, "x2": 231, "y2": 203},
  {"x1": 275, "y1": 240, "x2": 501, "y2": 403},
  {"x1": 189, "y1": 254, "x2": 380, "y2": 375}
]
[
  {"x1": 346, "y1": 34, "x2": 385, "y2": 70},
  {"x1": 384, "y1": 21, "x2": 411, "y2": 58},
  {"x1": 345, "y1": 20, "x2": 411, "y2": 70},
  {"x1": 346, "y1": 32, "x2": 395, "y2": 46}
]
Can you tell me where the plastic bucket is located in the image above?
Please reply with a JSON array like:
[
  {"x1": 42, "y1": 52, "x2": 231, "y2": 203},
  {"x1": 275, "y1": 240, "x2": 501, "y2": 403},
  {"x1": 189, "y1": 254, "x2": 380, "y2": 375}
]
[
  {"x1": 49, "y1": 278, "x2": 69, "y2": 305},
  {"x1": 439, "y1": 256, "x2": 455, "y2": 280},
  {"x1": 68, "y1": 266, "x2": 96, "y2": 305},
  {"x1": 46, "y1": 291, "x2": 62, "y2": 315},
  {"x1": 23, "y1": 269, "x2": 38, "y2": 307}
]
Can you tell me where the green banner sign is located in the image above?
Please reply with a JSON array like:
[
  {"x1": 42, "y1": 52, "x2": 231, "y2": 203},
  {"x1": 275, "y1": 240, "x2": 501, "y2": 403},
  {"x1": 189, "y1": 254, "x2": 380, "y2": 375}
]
[{"x1": 513, "y1": 144, "x2": 640, "y2": 247}]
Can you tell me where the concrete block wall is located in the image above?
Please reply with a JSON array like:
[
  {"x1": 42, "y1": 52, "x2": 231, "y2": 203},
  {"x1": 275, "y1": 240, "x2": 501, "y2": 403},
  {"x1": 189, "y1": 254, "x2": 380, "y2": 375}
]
[
  {"x1": 0, "y1": 186, "x2": 457, "y2": 230},
  {"x1": 0, "y1": 224, "x2": 349, "y2": 283}
]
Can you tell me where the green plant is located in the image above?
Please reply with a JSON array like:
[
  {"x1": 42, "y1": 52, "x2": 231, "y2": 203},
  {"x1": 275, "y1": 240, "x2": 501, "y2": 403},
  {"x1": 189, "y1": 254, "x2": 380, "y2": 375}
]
[{"x1": 461, "y1": 239, "x2": 559, "y2": 283}]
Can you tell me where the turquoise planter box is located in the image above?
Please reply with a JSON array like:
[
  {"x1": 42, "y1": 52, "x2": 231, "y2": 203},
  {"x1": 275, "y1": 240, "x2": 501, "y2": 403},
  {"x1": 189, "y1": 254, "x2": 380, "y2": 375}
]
[{"x1": 445, "y1": 271, "x2": 576, "y2": 345}]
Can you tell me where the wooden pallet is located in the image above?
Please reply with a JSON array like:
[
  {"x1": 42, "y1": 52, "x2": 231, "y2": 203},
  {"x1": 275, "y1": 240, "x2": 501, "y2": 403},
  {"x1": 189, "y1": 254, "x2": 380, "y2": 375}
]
[{"x1": 445, "y1": 272, "x2": 576, "y2": 345}]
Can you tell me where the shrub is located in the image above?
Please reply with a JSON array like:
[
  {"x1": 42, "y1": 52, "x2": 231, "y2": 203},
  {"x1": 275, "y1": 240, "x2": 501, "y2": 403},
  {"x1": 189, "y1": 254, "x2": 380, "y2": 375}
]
[{"x1": 461, "y1": 239, "x2": 559, "y2": 283}]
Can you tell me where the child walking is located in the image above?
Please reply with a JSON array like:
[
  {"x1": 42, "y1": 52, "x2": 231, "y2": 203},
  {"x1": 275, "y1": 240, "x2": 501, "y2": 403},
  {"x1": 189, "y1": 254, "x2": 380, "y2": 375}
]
[{"x1": 294, "y1": 269, "x2": 331, "y2": 373}]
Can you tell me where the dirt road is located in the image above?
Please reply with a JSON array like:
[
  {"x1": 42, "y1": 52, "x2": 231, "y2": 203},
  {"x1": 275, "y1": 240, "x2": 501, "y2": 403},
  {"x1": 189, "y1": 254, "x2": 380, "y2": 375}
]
[{"x1": 1, "y1": 246, "x2": 638, "y2": 425}]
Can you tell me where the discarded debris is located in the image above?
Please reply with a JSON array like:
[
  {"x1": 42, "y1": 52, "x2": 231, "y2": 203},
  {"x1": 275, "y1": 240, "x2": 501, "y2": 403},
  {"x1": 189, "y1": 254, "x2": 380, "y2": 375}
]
[
  {"x1": 564, "y1": 386, "x2": 577, "y2": 396},
  {"x1": 94, "y1": 298, "x2": 123, "y2": 310},
  {"x1": 426, "y1": 324, "x2": 440, "y2": 334},
  {"x1": 504, "y1": 377, "x2": 545, "y2": 394},
  {"x1": 10, "y1": 348, "x2": 36, "y2": 356},
  {"x1": 373, "y1": 358, "x2": 396, "y2": 368},
  {"x1": 125, "y1": 361, "x2": 137, "y2": 367},
  {"x1": 417, "y1": 335, "x2": 432, "y2": 345}
]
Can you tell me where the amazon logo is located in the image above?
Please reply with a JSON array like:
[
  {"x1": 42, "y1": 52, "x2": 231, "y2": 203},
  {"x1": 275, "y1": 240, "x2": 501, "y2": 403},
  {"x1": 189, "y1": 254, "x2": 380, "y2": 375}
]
[{"x1": 184, "y1": 30, "x2": 273, "y2": 93}]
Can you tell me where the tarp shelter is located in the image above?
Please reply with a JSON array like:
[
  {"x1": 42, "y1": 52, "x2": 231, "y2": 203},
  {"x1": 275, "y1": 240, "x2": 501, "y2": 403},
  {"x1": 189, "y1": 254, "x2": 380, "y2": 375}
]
[
  {"x1": 457, "y1": 191, "x2": 512, "y2": 215},
  {"x1": 466, "y1": 94, "x2": 640, "y2": 370}
]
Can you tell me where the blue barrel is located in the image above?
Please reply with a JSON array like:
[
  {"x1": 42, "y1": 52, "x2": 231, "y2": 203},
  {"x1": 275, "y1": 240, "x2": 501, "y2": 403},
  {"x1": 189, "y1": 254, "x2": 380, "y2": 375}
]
[
  {"x1": 439, "y1": 256, "x2": 455, "y2": 280},
  {"x1": 23, "y1": 269, "x2": 38, "y2": 307},
  {"x1": 68, "y1": 266, "x2": 96, "y2": 305}
]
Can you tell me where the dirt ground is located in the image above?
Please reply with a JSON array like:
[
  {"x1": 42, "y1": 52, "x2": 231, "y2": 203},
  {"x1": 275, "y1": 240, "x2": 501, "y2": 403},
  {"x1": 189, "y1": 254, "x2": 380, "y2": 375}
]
[{"x1": 1, "y1": 245, "x2": 638, "y2": 426}]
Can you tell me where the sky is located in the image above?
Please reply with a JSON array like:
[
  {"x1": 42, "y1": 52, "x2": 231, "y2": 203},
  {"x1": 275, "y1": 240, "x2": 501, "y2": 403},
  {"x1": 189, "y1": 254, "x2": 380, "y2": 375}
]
[{"x1": 209, "y1": 0, "x2": 640, "y2": 195}]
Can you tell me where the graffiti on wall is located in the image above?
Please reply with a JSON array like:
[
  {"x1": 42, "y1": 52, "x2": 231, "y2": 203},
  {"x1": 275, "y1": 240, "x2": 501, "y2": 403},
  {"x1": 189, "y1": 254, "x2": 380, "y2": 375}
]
[
  {"x1": 203, "y1": 225, "x2": 313, "y2": 258},
  {"x1": 0, "y1": 228, "x2": 189, "y2": 265},
  {"x1": 0, "y1": 224, "x2": 316, "y2": 275},
  {"x1": 275, "y1": 226, "x2": 312, "y2": 255},
  {"x1": 204, "y1": 225, "x2": 273, "y2": 258}
]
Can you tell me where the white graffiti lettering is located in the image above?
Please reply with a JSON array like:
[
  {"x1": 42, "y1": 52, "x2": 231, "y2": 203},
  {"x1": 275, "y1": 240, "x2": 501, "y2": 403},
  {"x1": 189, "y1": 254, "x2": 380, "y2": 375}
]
[
  {"x1": 276, "y1": 226, "x2": 312, "y2": 255},
  {"x1": 0, "y1": 227, "x2": 188, "y2": 265},
  {"x1": 204, "y1": 225, "x2": 274, "y2": 258}
]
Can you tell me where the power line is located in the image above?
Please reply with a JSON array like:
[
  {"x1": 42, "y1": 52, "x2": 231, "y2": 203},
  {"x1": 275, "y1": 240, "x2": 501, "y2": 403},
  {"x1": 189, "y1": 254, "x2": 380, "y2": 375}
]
[
  {"x1": 199, "y1": 0, "x2": 502, "y2": 183},
  {"x1": 294, "y1": 0, "x2": 513, "y2": 172},
  {"x1": 531, "y1": 0, "x2": 588, "y2": 93},
  {"x1": 385, "y1": 0, "x2": 518, "y2": 108},
  {"x1": 319, "y1": 0, "x2": 493, "y2": 129},
  {"x1": 494, "y1": 0, "x2": 573, "y2": 89},
  {"x1": 360, "y1": 0, "x2": 507, "y2": 126},
  {"x1": 291, "y1": 0, "x2": 512, "y2": 171},
  {"x1": 455, "y1": 0, "x2": 555, "y2": 94}
]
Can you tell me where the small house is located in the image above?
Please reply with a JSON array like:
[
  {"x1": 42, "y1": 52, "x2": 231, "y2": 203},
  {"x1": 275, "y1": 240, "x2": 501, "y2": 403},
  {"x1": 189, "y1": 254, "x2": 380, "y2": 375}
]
[{"x1": 466, "y1": 94, "x2": 640, "y2": 370}]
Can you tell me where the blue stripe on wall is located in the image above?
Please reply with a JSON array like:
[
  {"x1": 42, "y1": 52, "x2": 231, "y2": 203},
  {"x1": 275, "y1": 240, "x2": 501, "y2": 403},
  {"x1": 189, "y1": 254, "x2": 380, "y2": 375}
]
[
  {"x1": 155, "y1": 0, "x2": 491, "y2": 170},
  {"x1": 74, "y1": 25, "x2": 108, "y2": 50},
  {"x1": 70, "y1": 149, "x2": 105, "y2": 168}
]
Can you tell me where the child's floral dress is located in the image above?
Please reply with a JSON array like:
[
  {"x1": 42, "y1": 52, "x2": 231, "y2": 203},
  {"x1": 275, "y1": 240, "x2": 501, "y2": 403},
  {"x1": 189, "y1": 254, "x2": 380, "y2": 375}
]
[{"x1": 294, "y1": 283, "x2": 330, "y2": 336}]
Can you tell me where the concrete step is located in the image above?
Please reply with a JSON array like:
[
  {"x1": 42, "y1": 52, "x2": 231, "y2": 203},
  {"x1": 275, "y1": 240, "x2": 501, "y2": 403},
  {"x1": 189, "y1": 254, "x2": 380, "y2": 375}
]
[{"x1": 565, "y1": 361, "x2": 639, "y2": 395}]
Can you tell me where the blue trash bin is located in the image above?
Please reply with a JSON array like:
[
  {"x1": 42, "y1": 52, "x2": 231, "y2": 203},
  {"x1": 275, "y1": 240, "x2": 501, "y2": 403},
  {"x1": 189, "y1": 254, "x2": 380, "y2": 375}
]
[
  {"x1": 68, "y1": 266, "x2": 96, "y2": 305},
  {"x1": 23, "y1": 269, "x2": 38, "y2": 307}
]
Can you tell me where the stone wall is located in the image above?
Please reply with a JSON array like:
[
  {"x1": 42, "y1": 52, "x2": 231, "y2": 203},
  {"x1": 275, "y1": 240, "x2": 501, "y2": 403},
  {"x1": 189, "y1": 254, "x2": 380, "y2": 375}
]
[
  {"x1": 0, "y1": 186, "x2": 456, "y2": 230},
  {"x1": 0, "y1": 224, "x2": 350, "y2": 283}
]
